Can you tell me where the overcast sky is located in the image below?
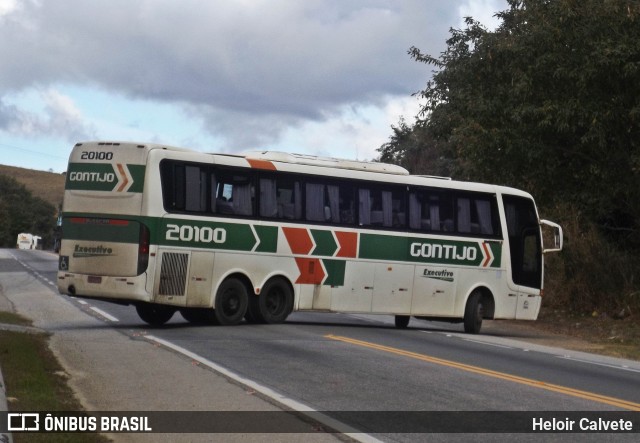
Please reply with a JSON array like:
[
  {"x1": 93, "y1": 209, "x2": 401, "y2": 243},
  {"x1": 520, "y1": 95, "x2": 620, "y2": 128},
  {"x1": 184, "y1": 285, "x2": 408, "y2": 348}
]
[{"x1": 0, "y1": 0, "x2": 505, "y2": 173}]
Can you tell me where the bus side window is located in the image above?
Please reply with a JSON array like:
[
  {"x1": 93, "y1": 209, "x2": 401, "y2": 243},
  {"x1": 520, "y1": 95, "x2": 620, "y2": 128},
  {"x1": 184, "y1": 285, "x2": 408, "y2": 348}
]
[
  {"x1": 409, "y1": 189, "x2": 452, "y2": 232},
  {"x1": 305, "y1": 180, "x2": 352, "y2": 225},
  {"x1": 306, "y1": 183, "x2": 327, "y2": 222},
  {"x1": 458, "y1": 197, "x2": 471, "y2": 233},
  {"x1": 260, "y1": 178, "x2": 278, "y2": 218},
  {"x1": 184, "y1": 165, "x2": 207, "y2": 213},
  {"x1": 216, "y1": 172, "x2": 254, "y2": 216},
  {"x1": 260, "y1": 176, "x2": 302, "y2": 220},
  {"x1": 359, "y1": 186, "x2": 405, "y2": 228},
  {"x1": 338, "y1": 182, "x2": 355, "y2": 225},
  {"x1": 474, "y1": 197, "x2": 497, "y2": 235},
  {"x1": 160, "y1": 161, "x2": 208, "y2": 213},
  {"x1": 409, "y1": 190, "x2": 435, "y2": 231},
  {"x1": 278, "y1": 179, "x2": 302, "y2": 220},
  {"x1": 391, "y1": 190, "x2": 406, "y2": 228},
  {"x1": 457, "y1": 194, "x2": 500, "y2": 237}
]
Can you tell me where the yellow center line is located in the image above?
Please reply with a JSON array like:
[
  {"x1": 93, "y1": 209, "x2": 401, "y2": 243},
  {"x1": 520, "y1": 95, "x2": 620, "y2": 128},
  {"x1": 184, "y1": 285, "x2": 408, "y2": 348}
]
[{"x1": 325, "y1": 334, "x2": 640, "y2": 411}]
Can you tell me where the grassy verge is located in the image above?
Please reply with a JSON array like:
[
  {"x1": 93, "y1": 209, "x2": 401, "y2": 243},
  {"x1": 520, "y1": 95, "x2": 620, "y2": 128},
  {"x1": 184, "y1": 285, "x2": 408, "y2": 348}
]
[{"x1": 0, "y1": 312, "x2": 110, "y2": 443}]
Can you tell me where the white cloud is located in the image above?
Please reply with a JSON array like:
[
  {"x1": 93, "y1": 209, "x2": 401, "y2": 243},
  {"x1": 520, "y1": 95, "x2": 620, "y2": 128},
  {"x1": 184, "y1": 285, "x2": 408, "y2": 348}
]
[
  {"x1": 0, "y1": 0, "x2": 460, "y2": 146},
  {"x1": 0, "y1": 0, "x2": 17, "y2": 17},
  {"x1": 0, "y1": 89, "x2": 95, "y2": 141},
  {"x1": 0, "y1": 1, "x2": 510, "y2": 168},
  {"x1": 458, "y1": 0, "x2": 506, "y2": 29}
]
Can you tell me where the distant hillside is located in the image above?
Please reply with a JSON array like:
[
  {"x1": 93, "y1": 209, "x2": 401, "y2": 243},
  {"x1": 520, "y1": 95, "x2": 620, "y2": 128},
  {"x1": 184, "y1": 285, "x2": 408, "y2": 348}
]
[{"x1": 0, "y1": 164, "x2": 66, "y2": 210}]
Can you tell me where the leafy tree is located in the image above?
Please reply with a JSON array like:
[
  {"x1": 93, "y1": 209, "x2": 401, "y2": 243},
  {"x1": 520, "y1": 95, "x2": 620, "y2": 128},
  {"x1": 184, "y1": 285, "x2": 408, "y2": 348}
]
[
  {"x1": 0, "y1": 174, "x2": 56, "y2": 248},
  {"x1": 380, "y1": 0, "x2": 640, "y2": 247},
  {"x1": 378, "y1": 117, "x2": 455, "y2": 177}
]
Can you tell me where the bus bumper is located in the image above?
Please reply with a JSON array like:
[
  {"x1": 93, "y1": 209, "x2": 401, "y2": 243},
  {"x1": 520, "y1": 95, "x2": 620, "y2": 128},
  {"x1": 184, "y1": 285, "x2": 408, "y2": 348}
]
[{"x1": 57, "y1": 271, "x2": 152, "y2": 304}]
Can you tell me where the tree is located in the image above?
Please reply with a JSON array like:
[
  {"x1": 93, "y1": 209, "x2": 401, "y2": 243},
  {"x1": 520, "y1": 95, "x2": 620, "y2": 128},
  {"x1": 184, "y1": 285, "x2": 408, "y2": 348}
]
[
  {"x1": 382, "y1": 0, "x2": 640, "y2": 247},
  {"x1": 378, "y1": 117, "x2": 455, "y2": 177},
  {"x1": 0, "y1": 175, "x2": 56, "y2": 248}
]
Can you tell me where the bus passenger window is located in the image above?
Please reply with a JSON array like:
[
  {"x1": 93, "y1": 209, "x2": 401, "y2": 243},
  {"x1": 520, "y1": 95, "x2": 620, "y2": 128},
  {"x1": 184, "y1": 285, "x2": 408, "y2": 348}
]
[
  {"x1": 215, "y1": 173, "x2": 254, "y2": 216},
  {"x1": 306, "y1": 183, "x2": 327, "y2": 222},
  {"x1": 184, "y1": 166, "x2": 207, "y2": 213},
  {"x1": 260, "y1": 178, "x2": 278, "y2": 218},
  {"x1": 338, "y1": 182, "x2": 355, "y2": 225},
  {"x1": 277, "y1": 179, "x2": 302, "y2": 220},
  {"x1": 260, "y1": 177, "x2": 302, "y2": 220}
]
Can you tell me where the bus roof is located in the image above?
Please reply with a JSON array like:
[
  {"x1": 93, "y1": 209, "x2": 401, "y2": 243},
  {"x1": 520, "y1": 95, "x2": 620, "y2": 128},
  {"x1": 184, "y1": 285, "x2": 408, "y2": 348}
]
[
  {"x1": 72, "y1": 141, "x2": 534, "y2": 200},
  {"x1": 243, "y1": 151, "x2": 410, "y2": 175}
]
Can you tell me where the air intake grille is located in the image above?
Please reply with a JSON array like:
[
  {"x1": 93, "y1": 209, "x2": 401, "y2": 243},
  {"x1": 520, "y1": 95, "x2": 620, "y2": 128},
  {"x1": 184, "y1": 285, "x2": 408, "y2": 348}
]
[{"x1": 158, "y1": 252, "x2": 188, "y2": 296}]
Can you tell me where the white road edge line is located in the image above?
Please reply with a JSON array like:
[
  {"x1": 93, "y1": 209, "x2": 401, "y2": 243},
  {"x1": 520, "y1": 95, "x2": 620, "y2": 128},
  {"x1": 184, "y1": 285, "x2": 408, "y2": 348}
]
[
  {"x1": 89, "y1": 307, "x2": 119, "y2": 322},
  {"x1": 556, "y1": 355, "x2": 640, "y2": 373},
  {"x1": 462, "y1": 338, "x2": 514, "y2": 349},
  {"x1": 145, "y1": 334, "x2": 383, "y2": 443}
]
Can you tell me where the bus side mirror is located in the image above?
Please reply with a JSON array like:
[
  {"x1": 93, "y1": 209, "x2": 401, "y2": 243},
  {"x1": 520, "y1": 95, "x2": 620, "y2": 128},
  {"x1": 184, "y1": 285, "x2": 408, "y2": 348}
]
[{"x1": 540, "y1": 219, "x2": 563, "y2": 253}]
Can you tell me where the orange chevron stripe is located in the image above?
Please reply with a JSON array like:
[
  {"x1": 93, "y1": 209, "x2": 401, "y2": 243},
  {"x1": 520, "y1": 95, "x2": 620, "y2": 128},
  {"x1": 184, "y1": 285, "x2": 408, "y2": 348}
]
[
  {"x1": 246, "y1": 159, "x2": 277, "y2": 170},
  {"x1": 335, "y1": 231, "x2": 357, "y2": 258},
  {"x1": 282, "y1": 227, "x2": 314, "y2": 255},
  {"x1": 294, "y1": 258, "x2": 325, "y2": 284},
  {"x1": 116, "y1": 163, "x2": 129, "y2": 192},
  {"x1": 481, "y1": 242, "x2": 492, "y2": 267}
]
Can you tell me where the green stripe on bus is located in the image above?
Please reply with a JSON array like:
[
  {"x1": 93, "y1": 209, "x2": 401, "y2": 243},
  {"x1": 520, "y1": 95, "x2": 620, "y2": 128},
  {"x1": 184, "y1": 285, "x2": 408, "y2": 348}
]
[
  {"x1": 127, "y1": 165, "x2": 145, "y2": 192},
  {"x1": 254, "y1": 226, "x2": 277, "y2": 253},
  {"x1": 65, "y1": 163, "x2": 145, "y2": 193},
  {"x1": 62, "y1": 212, "x2": 501, "y2": 268},
  {"x1": 159, "y1": 219, "x2": 257, "y2": 251},
  {"x1": 323, "y1": 259, "x2": 346, "y2": 286},
  {"x1": 359, "y1": 233, "x2": 501, "y2": 268},
  {"x1": 311, "y1": 229, "x2": 338, "y2": 256}
]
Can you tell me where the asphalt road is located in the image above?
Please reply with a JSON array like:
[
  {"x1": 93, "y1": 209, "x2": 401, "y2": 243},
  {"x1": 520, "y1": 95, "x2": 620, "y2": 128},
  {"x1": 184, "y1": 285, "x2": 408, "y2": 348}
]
[{"x1": 2, "y1": 248, "x2": 639, "y2": 442}]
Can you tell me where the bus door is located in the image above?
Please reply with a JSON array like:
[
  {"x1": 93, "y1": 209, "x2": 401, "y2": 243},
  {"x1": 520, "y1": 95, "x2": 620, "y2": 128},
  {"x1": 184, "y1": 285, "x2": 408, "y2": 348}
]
[{"x1": 503, "y1": 196, "x2": 543, "y2": 320}]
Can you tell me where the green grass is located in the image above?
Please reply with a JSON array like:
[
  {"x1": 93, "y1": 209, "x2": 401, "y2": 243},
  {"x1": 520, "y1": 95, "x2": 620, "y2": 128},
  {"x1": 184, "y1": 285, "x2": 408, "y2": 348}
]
[
  {"x1": 0, "y1": 311, "x2": 32, "y2": 327},
  {"x1": 0, "y1": 312, "x2": 110, "y2": 443}
]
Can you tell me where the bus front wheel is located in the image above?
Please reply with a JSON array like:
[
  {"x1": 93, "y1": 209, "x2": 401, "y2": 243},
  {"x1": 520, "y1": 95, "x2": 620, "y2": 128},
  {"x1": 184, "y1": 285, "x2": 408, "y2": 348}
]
[
  {"x1": 463, "y1": 291, "x2": 483, "y2": 334},
  {"x1": 215, "y1": 278, "x2": 248, "y2": 325},
  {"x1": 136, "y1": 303, "x2": 175, "y2": 327}
]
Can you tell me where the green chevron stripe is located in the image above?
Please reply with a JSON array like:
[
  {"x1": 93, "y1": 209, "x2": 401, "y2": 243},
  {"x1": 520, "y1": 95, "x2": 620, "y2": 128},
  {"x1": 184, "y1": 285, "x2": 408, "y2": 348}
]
[
  {"x1": 322, "y1": 259, "x2": 346, "y2": 286},
  {"x1": 311, "y1": 229, "x2": 338, "y2": 256},
  {"x1": 254, "y1": 225, "x2": 278, "y2": 253}
]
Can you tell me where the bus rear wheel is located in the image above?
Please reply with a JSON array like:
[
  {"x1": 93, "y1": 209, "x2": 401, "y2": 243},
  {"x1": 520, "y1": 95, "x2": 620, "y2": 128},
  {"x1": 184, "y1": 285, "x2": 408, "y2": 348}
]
[
  {"x1": 136, "y1": 303, "x2": 176, "y2": 327},
  {"x1": 214, "y1": 278, "x2": 248, "y2": 325},
  {"x1": 258, "y1": 278, "x2": 293, "y2": 324},
  {"x1": 463, "y1": 291, "x2": 484, "y2": 334}
]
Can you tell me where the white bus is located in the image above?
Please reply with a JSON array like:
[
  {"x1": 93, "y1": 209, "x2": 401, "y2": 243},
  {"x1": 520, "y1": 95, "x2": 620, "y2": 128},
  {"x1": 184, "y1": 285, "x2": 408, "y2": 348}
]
[
  {"x1": 17, "y1": 233, "x2": 34, "y2": 249},
  {"x1": 57, "y1": 141, "x2": 562, "y2": 333},
  {"x1": 17, "y1": 233, "x2": 41, "y2": 250}
]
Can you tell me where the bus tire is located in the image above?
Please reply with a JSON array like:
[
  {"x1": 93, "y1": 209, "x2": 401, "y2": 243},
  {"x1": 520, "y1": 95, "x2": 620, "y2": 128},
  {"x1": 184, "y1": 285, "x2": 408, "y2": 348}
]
[
  {"x1": 214, "y1": 278, "x2": 248, "y2": 326},
  {"x1": 259, "y1": 277, "x2": 293, "y2": 324},
  {"x1": 395, "y1": 315, "x2": 410, "y2": 329},
  {"x1": 463, "y1": 291, "x2": 483, "y2": 334},
  {"x1": 136, "y1": 303, "x2": 175, "y2": 327}
]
